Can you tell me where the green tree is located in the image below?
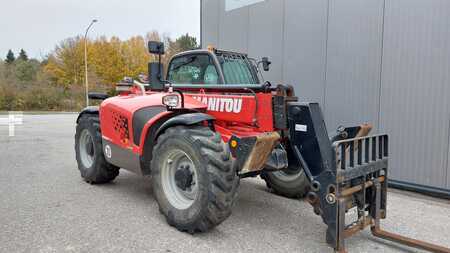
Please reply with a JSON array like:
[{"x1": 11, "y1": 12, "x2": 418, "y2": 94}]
[
  {"x1": 15, "y1": 59, "x2": 40, "y2": 82},
  {"x1": 174, "y1": 33, "x2": 198, "y2": 51},
  {"x1": 18, "y1": 49, "x2": 28, "y2": 61},
  {"x1": 5, "y1": 49, "x2": 15, "y2": 64}
]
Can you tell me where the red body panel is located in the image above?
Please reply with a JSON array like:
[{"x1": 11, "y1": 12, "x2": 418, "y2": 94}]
[
  {"x1": 185, "y1": 92, "x2": 274, "y2": 141},
  {"x1": 100, "y1": 91, "x2": 206, "y2": 155},
  {"x1": 100, "y1": 89, "x2": 276, "y2": 156}
]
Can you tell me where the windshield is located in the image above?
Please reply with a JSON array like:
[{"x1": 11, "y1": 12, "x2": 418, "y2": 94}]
[
  {"x1": 168, "y1": 54, "x2": 219, "y2": 84},
  {"x1": 216, "y1": 52, "x2": 259, "y2": 84}
]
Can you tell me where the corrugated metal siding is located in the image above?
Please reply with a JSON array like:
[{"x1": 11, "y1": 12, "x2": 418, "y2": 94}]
[
  {"x1": 218, "y1": 0, "x2": 249, "y2": 52},
  {"x1": 201, "y1": 0, "x2": 450, "y2": 191},
  {"x1": 248, "y1": 0, "x2": 284, "y2": 83},
  {"x1": 379, "y1": 0, "x2": 450, "y2": 188},
  {"x1": 283, "y1": 0, "x2": 328, "y2": 103},
  {"x1": 447, "y1": 118, "x2": 450, "y2": 188},
  {"x1": 201, "y1": 0, "x2": 220, "y2": 47},
  {"x1": 323, "y1": 0, "x2": 384, "y2": 131}
]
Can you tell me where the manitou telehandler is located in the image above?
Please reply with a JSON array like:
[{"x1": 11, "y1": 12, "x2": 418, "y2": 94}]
[{"x1": 75, "y1": 41, "x2": 450, "y2": 253}]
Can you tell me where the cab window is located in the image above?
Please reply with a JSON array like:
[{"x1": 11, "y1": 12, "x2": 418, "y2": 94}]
[
  {"x1": 216, "y1": 54, "x2": 259, "y2": 84},
  {"x1": 168, "y1": 54, "x2": 219, "y2": 84}
]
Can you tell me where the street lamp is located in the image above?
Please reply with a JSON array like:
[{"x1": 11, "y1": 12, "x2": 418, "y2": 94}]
[{"x1": 84, "y1": 19, "x2": 98, "y2": 107}]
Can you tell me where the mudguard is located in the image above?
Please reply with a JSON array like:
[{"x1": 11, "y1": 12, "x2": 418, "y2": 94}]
[
  {"x1": 139, "y1": 112, "x2": 215, "y2": 176},
  {"x1": 155, "y1": 112, "x2": 215, "y2": 137},
  {"x1": 76, "y1": 106, "x2": 99, "y2": 123}
]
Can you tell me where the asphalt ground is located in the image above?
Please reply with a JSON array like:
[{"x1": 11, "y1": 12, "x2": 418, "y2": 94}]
[{"x1": 0, "y1": 114, "x2": 449, "y2": 253}]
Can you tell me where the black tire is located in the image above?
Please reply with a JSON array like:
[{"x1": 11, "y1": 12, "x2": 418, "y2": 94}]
[
  {"x1": 151, "y1": 125, "x2": 239, "y2": 233},
  {"x1": 75, "y1": 114, "x2": 119, "y2": 184},
  {"x1": 261, "y1": 161, "x2": 309, "y2": 198}
]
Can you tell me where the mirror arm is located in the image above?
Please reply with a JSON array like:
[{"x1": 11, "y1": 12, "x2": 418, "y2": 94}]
[{"x1": 158, "y1": 53, "x2": 162, "y2": 81}]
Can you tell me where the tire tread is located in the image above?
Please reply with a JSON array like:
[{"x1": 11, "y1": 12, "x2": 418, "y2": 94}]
[
  {"x1": 152, "y1": 125, "x2": 239, "y2": 233},
  {"x1": 75, "y1": 114, "x2": 119, "y2": 184}
]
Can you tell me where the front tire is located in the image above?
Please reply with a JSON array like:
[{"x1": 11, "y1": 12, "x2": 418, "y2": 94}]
[
  {"x1": 75, "y1": 114, "x2": 119, "y2": 184},
  {"x1": 151, "y1": 126, "x2": 239, "y2": 233}
]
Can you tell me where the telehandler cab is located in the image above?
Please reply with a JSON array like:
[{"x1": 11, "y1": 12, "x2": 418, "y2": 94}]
[{"x1": 75, "y1": 41, "x2": 450, "y2": 253}]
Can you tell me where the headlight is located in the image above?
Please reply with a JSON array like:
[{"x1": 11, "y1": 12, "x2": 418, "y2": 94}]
[{"x1": 162, "y1": 94, "x2": 179, "y2": 108}]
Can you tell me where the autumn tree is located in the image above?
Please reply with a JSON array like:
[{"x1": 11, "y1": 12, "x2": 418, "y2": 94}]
[
  {"x1": 121, "y1": 36, "x2": 151, "y2": 77},
  {"x1": 44, "y1": 37, "x2": 85, "y2": 88},
  {"x1": 0, "y1": 32, "x2": 200, "y2": 111},
  {"x1": 44, "y1": 31, "x2": 196, "y2": 88},
  {"x1": 89, "y1": 36, "x2": 127, "y2": 84}
]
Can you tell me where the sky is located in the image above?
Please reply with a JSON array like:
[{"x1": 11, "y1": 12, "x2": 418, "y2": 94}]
[{"x1": 0, "y1": 0, "x2": 200, "y2": 59}]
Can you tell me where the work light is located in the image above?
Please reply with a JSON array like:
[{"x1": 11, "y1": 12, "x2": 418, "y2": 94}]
[{"x1": 162, "y1": 94, "x2": 179, "y2": 108}]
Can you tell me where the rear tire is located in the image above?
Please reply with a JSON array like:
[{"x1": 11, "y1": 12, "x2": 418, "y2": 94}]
[
  {"x1": 261, "y1": 168, "x2": 309, "y2": 198},
  {"x1": 151, "y1": 126, "x2": 239, "y2": 233},
  {"x1": 75, "y1": 114, "x2": 119, "y2": 184}
]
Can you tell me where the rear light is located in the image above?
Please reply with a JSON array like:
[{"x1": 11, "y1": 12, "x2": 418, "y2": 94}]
[{"x1": 162, "y1": 94, "x2": 179, "y2": 108}]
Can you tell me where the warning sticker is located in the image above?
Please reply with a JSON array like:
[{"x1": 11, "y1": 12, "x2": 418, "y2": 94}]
[{"x1": 295, "y1": 124, "x2": 307, "y2": 132}]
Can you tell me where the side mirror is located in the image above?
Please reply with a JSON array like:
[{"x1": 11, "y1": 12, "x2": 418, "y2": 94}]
[
  {"x1": 148, "y1": 62, "x2": 164, "y2": 90},
  {"x1": 148, "y1": 41, "x2": 165, "y2": 90},
  {"x1": 262, "y1": 57, "x2": 271, "y2": 71},
  {"x1": 148, "y1": 41, "x2": 165, "y2": 55}
]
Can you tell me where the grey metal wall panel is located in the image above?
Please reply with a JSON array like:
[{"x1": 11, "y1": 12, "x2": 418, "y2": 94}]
[
  {"x1": 323, "y1": 0, "x2": 384, "y2": 131},
  {"x1": 218, "y1": 0, "x2": 249, "y2": 52},
  {"x1": 248, "y1": 0, "x2": 284, "y2": 83},
  {"x1": 201, "y1": 0, "x2": 450, "y2": 191},
  {"x1": 447, "y1": 118, "x2": 450, "y2": 188},
  {"x1": 379, "y1": 0, "x2": 450, "y2": 188},
  {"x1": 201, "y1": 0, "x2": 220, "y2": 47},
  {"x1": 283, "y1": 0, "x2": 328, "y2": 103}
]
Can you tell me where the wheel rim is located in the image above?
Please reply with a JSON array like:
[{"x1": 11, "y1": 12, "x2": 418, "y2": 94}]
[
  {"x1": 79, "y1": 129, "x2": 95, "y2": 168},
  {"x1": 271, "y1": 167, "x2": 303, "y2": 182},
  {"x1": 161, "y1": 149, "x2": 198, "y2": 210}
]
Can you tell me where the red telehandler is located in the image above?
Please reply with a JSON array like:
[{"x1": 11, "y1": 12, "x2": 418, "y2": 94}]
[{"x1": 75, "y1": 41, "x2": 450, "y2": 253}]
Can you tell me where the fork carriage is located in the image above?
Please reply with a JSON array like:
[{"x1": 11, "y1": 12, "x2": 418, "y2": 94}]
[{"x1": 289, "y1": 102, "x2": 449, "y2": 253}]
